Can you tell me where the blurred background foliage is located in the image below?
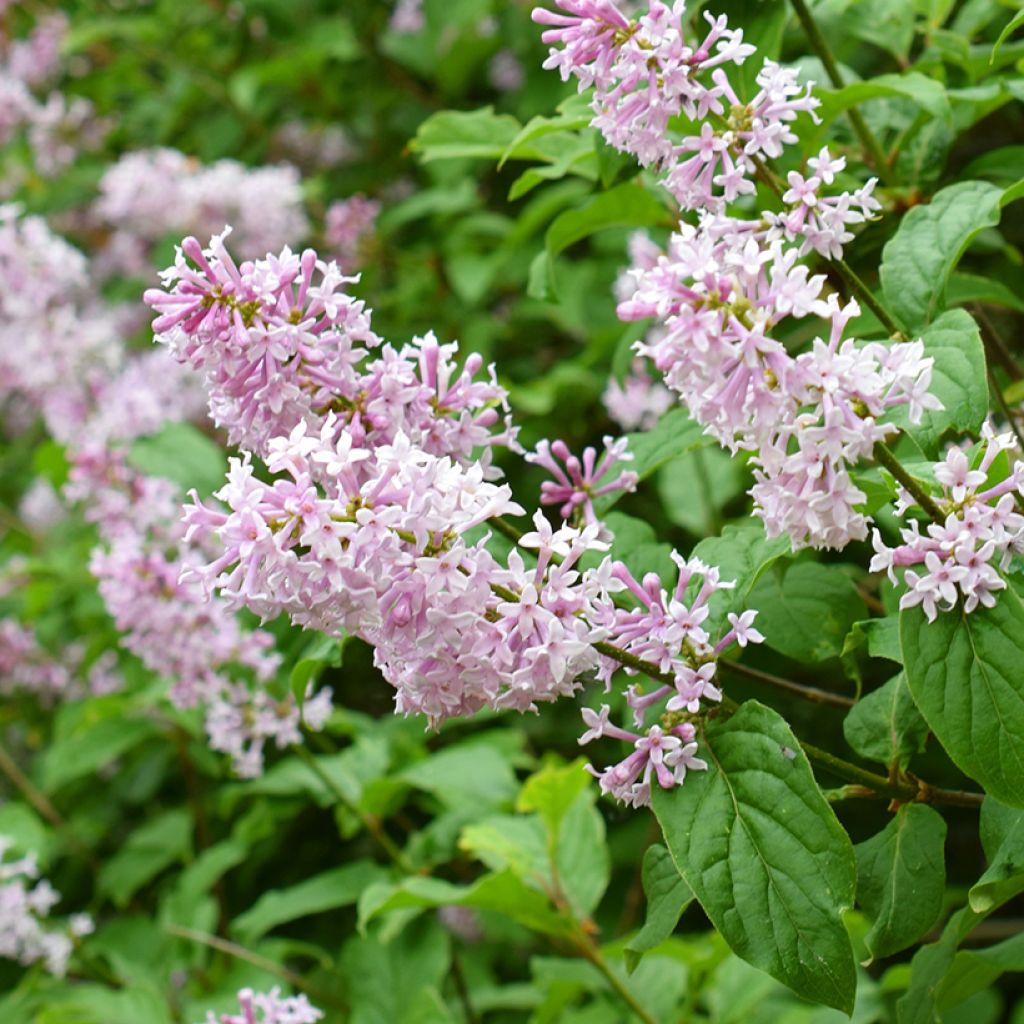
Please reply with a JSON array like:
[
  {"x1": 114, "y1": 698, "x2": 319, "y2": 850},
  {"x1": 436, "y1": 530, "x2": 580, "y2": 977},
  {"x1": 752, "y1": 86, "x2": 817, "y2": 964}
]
[{"x1": 1, "y1": 0, "x2": 1024, "y2": 1021}]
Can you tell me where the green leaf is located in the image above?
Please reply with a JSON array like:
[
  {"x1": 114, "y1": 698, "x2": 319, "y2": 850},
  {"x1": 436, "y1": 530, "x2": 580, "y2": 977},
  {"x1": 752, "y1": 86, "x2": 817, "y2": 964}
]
[
  {"x1": 652, "y1": 701, "x2": 857, "y2": 1013},
  {"x1": 39, "y1": 715, "x2": 158, "y2": 791},
  {"x1": 883, "y1": 309, "x2": 988, "y2": 456},
  {"x1": 842, "y1": 616, "x2": 902, "y2": 664},
  {"x1": 410, "y1": 107, "x2": 521, "y2": 162},
  {"x1": 517, "y1": 760, "x2": 591, "y2": 840},
  {"x1": 855, "y1": 804, "x2": 947, "y2": 961},
  {"x1": 98, "y1": 810, "x2": 192, "y2": 908},
  {"x1": 898, "y1": 906, "x2": 984, "y2": 1024},
  {"x1": 816, "y1": 72, "x2": 950, "y2": 127},
  {"x1": 658, "y1": 447, "x2": 748, "y2": 537},
  {"x1": 359, "y1": 871, "x2": 573, "y2": 938},
  {"x1": 880, "y1": 180, "x2": 1004, "y2": 332},
  {"x1": 843, "y1": 672, "x2": 929, "y2": 771},
  {"x1": 748, "y1": 561, "x2": 866, "y2": 663},
  {"x1": 545, "y1": 183, "x2": 668, "y2": 294},
  {"x1": 688, "y1": 524, "x2": 790, "y2": 638},
  {"x1": 970, "y1": 798, "x2": 1024, "y2": 913},
  {"x1": 938, "y1": 930, "x2": 1024, "y2": 1012},
  {"x1": 401, "y1": 740, "x2": 519, "y2": 810},
  {"x1": 991, "y1": 10, "x2": 1024, "y2": 62},
  {"x1": 233, "y1": 861, "x2": 386, "y2": 944},
  {"x1": 127, "y1": 422, "x2": 227, "y2": 496},
  {"x1": 623, "y1": 844, "x2": 694, "y2": 974},
  {"x1": 592, "y1": 408, "x2": 709, "y2": 515},
  {"x1": 553, "y1": 789, "x2": 610, "y2": 919},
  {"x1": 901, "y1": 590, "x2": 1024, "y2": 807}
]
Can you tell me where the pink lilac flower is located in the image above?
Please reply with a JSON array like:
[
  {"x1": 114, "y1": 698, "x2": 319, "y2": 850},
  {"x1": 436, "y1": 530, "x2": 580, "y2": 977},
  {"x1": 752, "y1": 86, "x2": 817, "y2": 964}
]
[
  {"x1": 527, "y1": 435, "x2": 638, "y2": 529},
  {"x1": 93, "y1": 149, "x2": 309, "y2": 278},
  {"x1": 871, "y1": 426, "x2": 1024, "y2": 620},
  {"x1": 0, "y1": 620, "x2": 122, "y2": 703},
  {"x1": 389, "y1": 0, "x2": 425, "y2": 33},
  {"x1": 199, "y1": 987, "x2": 322, "y2": 1024},
  {"x1": 0, "y1": 837, "x2": 93, "y2": 977},
  {"x1": 145, "y1": 232, "x2": 518, "y2": 466},
  {"x1": 161, "y1": 232, "x2": 761, "y2": 800},
  {"x1": 489, "y1": 50, "x2": 526, "y2": 92},
  {"x1": 324, "y1": 194, "x2": 380, "y2": 271},
  {"x1": 603, "y1": 358, "x2": 674, "y2": 431}
]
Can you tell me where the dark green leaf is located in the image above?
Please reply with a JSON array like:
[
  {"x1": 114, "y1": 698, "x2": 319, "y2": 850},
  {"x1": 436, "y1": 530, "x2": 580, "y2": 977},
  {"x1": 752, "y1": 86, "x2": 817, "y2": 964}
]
[
  {"x1": 856, "y1": 804, "x2": 947, "y2": 960},
  {"x1": 901, "y1": 592, "x2": 1024, "y2": 807},
  {"x1": 748, "y1": 561, "x2": 866, "y2": 663},
  {"x1": 843, "y1": 673, "x2": 929, "y2": 770},
  {"x1": 233, "y1": 861, "x2": 386, "y2": 943},
  {"x1": 652, "y1": 701, "x2": 857, "y2": 1013},
  {"x1": 880, "y1": 181, "x2": 1004, "y2": 332},
  {"x1": 882, "y1": 309, "x2": 988, "y2": 456}
]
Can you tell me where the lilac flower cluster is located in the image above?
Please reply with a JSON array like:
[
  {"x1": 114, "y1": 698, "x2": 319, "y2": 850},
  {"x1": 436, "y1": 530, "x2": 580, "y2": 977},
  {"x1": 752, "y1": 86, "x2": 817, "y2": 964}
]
[
  {"x1": 0, "y1": 202, "x2": 325, "y2": 776},
  {"x1": 528, "y1": 435, "x2": 637, "y2": 531},
  {"x1": 871, "y1": 426, "x2": 1024, "y2": 620},
  {"x1": 0, "y1": 206, "x2": 121, "y2": 427},
  {"x1": 148, "y1": 231, "x2": 763, "y2": 803},
  {"x1": 0, "y1": 13, "x2": 104, "y2": 189},
  {"x1": 534, "y1": 1, "x2": 940, "y2": 551},
  {"x1": 0, "y1": 837, "x2": 93, "y2": 977},
  {"x1": 582, "y1": 552, "x2": 762, "y2": 806},
  {"x1": 92, "y1": 149, "x2": 309, "y2": 280},
  {"x1": 603, "y1": 358, "x2": 673, "y2": 431},
  {"x1": 0, "y1": 620, "x2": 121, "y2": 703},
  {"x1": 199, "y1": 987, "x2": 322, "y2": 1024},
  {"x1": 324, "y1": 194, "x2": 380, "y2": 271},
  {"x1": 69, "y1": 445, "x2": 329, "y2": 777}
]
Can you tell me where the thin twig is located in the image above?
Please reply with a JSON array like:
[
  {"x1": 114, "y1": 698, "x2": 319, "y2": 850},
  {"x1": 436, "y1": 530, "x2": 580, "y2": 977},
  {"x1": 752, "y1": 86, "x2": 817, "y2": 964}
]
[
  {"x1": 788, "y1": 0, "x2": 897, "y2": 186},
  {"x1": 721, "y1": 661, "x2": 855, "y2": 708},
  {"x1": 165, "y1": 924, "x2": 347, "y2": 1012},
  {"x1": 874, "y1": 441, "x2": 944, "y2": 522}
]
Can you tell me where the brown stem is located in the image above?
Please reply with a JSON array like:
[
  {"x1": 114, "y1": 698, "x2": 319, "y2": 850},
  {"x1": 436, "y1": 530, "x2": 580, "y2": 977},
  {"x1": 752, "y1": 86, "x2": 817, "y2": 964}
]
[
  {"x1": 721, "y1": 661, "x2": 855, "y2": 708},
  {"x1": 873, "y1": 441, "x2": 944, "y2": 523}
]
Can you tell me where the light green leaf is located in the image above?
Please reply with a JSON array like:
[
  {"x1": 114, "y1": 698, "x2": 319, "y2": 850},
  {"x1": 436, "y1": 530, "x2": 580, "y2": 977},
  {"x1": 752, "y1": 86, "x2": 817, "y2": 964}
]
[
  {"x1": 938, "y1": 930, "x2": 1024, "y2": 1012},
  {"x1": 624, "y1": 844, "x2": 694, "y2": 974},
  {"x1": 658, "y1": 446, "x2": 748, "y2": 537},
  {"x1": 516, "y1": 760, "x2": 591, "y2": 840},
  {"x1": 883, "y1": 308, "x2": 988, "y2": 456},
  {"x1": 816, "y1": 72, "x2": 950, "y2": 127},
  {"x1": 544, "y1": 183, "x2": 668, "y2": 295},
  {"x1": 652, "y1": 701, "x2": 857, "y2": 1013},
  {"x1": 991, "y1": 10, "x2": 1024, "y2": 62},
  {"x1": 39, "y1": 716, "x2": 158, "y2": 791},
  {"x1": 880, "y1": 181, "x2": 1005, "y2": 332},
  {"x1": 127, "y1": 422, "x2": 227, "y2": 496},
  {"x1": 410, "y1": 107, "x2": 521, "y2": 162},
  {"x1": 856, "y1": 804, "x2": 947, "y2": 960},
  {"x1": 688, "y1": 524, "x2": 790, "y2": 638},
  {"x1": 402, "y1": 741, "x2": 518, "y2": 810},
  {"x1": 748, "y1": 561, "x2": 866, "y2": 663},
  {"x1": 553, "y1": 789, "x2": 610, "y2": 919},
  {"x1": 359, "y1": 871, "x2": 572, "y2": 938},
  {"x1": 233, "y1": 860, "x2": 386, "y2": 943},
  {"x1": 901, "y1": 591, "x2": 1024, "y2": 807},
  {"x1": 843, "y1": 672, "x2": 929, "y2": 771},
  {"x1": 842, "y1": 616, "x2": 902, "y2": 664},
  {"x1": 898, "y1": 906, "x2": 983, "y2": 1024}
]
